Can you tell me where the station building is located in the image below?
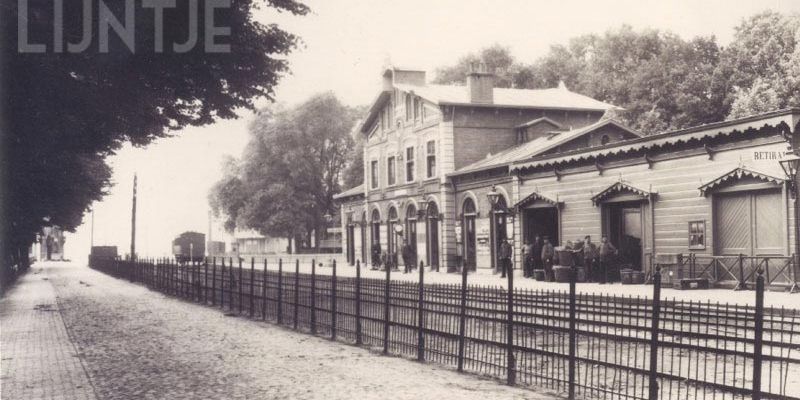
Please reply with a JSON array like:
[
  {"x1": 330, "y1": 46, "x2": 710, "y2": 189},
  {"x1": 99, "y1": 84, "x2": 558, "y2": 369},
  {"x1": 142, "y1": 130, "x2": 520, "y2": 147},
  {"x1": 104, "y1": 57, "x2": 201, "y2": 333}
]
[{"x1": 335, "y1": 66, "x2": 800, "y2": 285}]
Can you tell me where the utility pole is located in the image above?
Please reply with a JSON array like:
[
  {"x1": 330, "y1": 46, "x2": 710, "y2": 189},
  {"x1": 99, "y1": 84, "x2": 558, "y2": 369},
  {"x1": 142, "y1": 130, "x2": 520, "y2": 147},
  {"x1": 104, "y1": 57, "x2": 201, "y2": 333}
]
[{"x1": 130, "y1": 174, "x2": 137, "y2": 260}]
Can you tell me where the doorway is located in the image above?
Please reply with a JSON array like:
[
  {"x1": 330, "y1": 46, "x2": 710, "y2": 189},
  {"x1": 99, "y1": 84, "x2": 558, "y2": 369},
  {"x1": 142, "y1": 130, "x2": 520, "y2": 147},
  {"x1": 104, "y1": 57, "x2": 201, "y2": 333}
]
[
  {"x1": 523, "y1": 207, "x2": 559, "y2": 246},
  {"x1": 463, "y1": 198, "x2": 477, "y2": 270},
  {"x1": 426, "y1": 201, "x2": 440, "y2": 268},
  {"x1": 360, "y1": 212, "x2": 367, "y2": 264},
  {"x1": 603, "y1": 201, "x2": 644, "y2": 271}
]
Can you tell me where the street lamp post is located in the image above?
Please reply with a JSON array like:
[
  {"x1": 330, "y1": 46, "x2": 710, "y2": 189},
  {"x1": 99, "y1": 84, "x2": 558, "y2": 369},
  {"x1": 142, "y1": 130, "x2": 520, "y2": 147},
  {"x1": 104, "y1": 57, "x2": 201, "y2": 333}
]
[
  {"x1": 487, "y1": 186, "x2": 501, "y2": 273},
  {"x1": 780, "y1": 155, "x2": 800, "y2": 293}
]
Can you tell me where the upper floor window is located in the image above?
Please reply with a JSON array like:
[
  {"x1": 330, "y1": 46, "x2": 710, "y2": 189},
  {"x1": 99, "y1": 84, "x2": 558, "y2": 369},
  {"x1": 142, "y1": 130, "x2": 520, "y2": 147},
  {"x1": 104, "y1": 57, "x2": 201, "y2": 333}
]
[
  {"x1": 387, "y1": 156, "x2": 396, "y2": 186},
  {"x1": 413, "y1": 98, "x2": 420, "y2": 120},
  {"x1": 370, "y1": 160, "x2": 379, "y2": 189},
  {"x1": 426, "y1": 140, "x2": 437, "y2": 178},
  {"x1": 405, "y1": 94, "x2": 412, "y2": 120},
  {"x1": 405, "y1": 147, "x2": 415, "y2": 183},
  {"x1": 601, "y1": 134, "x2": 610, "y2": 145}
]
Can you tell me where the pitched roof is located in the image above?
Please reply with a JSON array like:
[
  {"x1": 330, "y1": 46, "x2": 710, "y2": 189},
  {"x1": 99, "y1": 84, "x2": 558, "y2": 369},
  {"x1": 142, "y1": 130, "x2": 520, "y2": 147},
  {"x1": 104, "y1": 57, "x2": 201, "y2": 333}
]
[
  {"x1": 698, "y1": 166, "x2": 786, "y2": 196},
  {"x1": 514, "y1": 116, "x2": 564, "y2": 130},
  {"x1": 514, "y1": 191, "x2": 562, "y2": 209},
  {"x1": 511, "y1": 108, "x2": 800, "y2": 172},
  {"x1": 394, "y1": 83, "x2": 619, "y2": 112},
  {"x1": 333, "y1": 184, "x2": 365, "y2": 200},
  {"x1": 452, "y1": 119, "x2": 642, "y2": 176},
  {"x1": 591, "y1": 180, "x2": 656, "y2": 205}
]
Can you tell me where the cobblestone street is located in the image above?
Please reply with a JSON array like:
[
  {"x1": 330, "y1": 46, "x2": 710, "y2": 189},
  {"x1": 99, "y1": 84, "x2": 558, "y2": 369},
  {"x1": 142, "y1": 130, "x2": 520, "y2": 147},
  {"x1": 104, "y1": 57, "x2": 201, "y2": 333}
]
[{"x1": 1, "y1": 262, "x2": 552, "y2": 399}]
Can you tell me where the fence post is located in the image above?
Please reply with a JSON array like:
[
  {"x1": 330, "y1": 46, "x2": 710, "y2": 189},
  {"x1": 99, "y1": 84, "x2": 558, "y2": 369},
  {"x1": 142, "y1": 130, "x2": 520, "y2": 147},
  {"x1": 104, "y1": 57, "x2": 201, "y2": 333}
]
[
  {"x1": 249, "y1": 258, "x2": 255, "y2": 318},
  {"x1": 294, "y1": 259, "x2": 299, "y2": 330},
  {"x1": 211, "y1": 257, "x2": 217, "y2": 306},
  {"x1": 331, "y1": 259, "x2": 337, "y2": 340},
  {"x1": 220, "y1": 258, "x2": 226, "y2": 309},
  {"x1": 277, "y1": 259, "x2": 283, "y2": 324},
  {"x1": 204, "y1": 259, "x2": 208, "y2": 304},
  {"x1": 383, "y1": 258, "x2": 391, "y2": 355},
  {"x1": 418, "y1": 260, "x2": 426, "y2": 362},
  {"x1": 648, "y1": 266, "x2": 662, "y2": 400},
  {"x1": 238, "y1": 257, "x2": 244, "y2": 314},
  {"x1": 506, "y1": 259, "x2": 515, "y2": 386},
  {"x1": 752, "y1": 269, "x2": 765, "y2": 400},
  {"x1": 262, "y1": 259, "x2": 268, "y2": 320},
  {"x1": 311, "y1": 258, "x2": 317, "y2": 335},
  {"x1": 229, "y1": 257, "x2": 236, "y2": 311},
  {"x1": 568, "y1": 265, "x2": 577, "y2": 400},
  {"x1": 457, "y1": 260, "x2": 467, "y2": 370},
  {"x1": 736, "y1": 253, "x2": 747, "y2": 290},
  {"x1": 356, "y1": 259, "x2": 362, "y2": 345}
]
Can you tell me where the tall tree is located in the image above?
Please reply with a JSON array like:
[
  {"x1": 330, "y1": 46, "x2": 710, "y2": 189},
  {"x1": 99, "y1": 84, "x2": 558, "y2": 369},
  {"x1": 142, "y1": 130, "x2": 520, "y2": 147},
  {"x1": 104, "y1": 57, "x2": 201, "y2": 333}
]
[
  {"x1": 209, "y1": 93, "x2": 360, "y2": 251},
  {"x1": 720, "y1": 11, "x2": 800, "y2": 118},
  {"x1": 1, "y1": 0, "x2": 308, "y2": 282},
  {"x1": 432, "y1": 44, "x2": 542, "y2": 89}
]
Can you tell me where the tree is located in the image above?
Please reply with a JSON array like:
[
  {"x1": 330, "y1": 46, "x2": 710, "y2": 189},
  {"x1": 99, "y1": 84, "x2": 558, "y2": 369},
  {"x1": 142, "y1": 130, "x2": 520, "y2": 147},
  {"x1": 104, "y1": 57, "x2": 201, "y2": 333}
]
[
  {"x1": 1, "y1": 0, "x2": 309, "y2": 284},
  {"x1": 209, "y1": 93, "x2": 360, "y2": 251},
  {"x1": 342, "y1": 133, "x2": 364, "y2": 190},
  {"x1": 719, "y1": 11, "x2": 800, "y2": 119},
  {"x1": 432, "y1": 44, "x2": 542, "y2": 88}
]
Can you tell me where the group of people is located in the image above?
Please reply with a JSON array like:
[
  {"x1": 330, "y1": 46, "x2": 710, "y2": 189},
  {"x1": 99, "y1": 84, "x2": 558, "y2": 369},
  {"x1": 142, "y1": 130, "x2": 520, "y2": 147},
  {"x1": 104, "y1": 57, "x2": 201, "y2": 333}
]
[
  {"x1": 516, "y1": 235, "x2": 618, "y2": 283},
  {"x1": 371, "y1": 240, "x2": 418, "y2": 273}
]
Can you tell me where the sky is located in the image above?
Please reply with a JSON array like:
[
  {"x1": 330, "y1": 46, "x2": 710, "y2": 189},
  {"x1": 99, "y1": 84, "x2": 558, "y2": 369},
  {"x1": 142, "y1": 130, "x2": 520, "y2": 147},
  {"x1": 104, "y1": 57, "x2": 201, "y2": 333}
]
[{"x1": 63, "y1": 0, "x2": 800, "y2": 261}]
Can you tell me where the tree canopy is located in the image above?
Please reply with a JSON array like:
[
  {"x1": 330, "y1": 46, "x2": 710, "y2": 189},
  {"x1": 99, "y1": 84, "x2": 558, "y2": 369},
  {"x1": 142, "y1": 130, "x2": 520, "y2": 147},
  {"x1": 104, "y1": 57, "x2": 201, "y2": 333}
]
[
  {"x1": 432, "y1": 11, "x2": 800, "y2": 133},
  {"x1": 208, "y1": 92, "x2": 360, "y2": 251},
  {"x1": 1, "y1": 0, "x2": 309, "y2": 281}
]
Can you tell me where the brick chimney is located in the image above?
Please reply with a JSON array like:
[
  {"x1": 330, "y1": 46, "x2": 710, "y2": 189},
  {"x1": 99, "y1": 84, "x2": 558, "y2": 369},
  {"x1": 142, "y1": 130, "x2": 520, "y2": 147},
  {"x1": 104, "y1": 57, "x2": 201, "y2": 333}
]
[{"x1": 467, "y1": 62, "x2": 495, "y2": 104}]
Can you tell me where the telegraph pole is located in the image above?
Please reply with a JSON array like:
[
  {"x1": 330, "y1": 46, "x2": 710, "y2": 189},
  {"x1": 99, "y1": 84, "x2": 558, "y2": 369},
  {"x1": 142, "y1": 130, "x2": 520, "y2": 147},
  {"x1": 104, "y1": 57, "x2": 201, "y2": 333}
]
[{"x1": 130, "y1": 174, "x2": 137, "y2": 260}]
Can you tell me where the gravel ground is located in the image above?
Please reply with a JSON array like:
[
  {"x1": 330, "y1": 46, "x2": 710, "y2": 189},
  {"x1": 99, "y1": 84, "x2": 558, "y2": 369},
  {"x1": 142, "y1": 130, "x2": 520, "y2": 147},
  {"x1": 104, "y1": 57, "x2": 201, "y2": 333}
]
[{"x1": 13, "y1": 261, "x2": 557, "y2": 400}]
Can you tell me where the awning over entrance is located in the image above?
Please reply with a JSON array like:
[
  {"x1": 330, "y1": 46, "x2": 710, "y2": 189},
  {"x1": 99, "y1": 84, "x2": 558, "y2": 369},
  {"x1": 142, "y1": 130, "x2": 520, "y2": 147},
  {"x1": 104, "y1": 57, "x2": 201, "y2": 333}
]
[
  {"x1": 698, "y1": 166, "x2": 787, "y2": 197},
  {"x1": 591, "y1": 180, "x2": 655, "y2": 206},
  {"x1": 514, "y1": 191, "x2": 562, "y2": 209}
]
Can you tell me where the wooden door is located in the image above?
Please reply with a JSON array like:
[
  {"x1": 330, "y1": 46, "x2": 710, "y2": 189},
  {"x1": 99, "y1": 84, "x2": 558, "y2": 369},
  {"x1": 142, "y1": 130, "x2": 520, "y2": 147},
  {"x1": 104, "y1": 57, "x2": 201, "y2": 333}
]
[{"x1": 714, "y1": 190, "x2": 782, "y2": 256}]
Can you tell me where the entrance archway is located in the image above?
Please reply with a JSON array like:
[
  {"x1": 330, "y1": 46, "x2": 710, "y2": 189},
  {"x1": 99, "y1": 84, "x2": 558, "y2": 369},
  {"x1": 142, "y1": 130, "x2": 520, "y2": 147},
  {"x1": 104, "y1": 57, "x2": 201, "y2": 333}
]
[
  {"x1": 490, "y1": 195, "x2": 508, "y2": 271},
  {"x1": 388, "y1": 206, "x2": 399, "y2": 264},
  {"x1": 406, "y1": 204, "x2": 418, "y2": 264},
  {"x1": 371, "y1": 209, "x2": 381, "y2": 265},
  {"x1": 361, "y1": 211, "x2": 367, "y2": 264},
  {"x1": 462, "y1": 198, "x2": 477, "y2": 270},
  {"x1": 426, "y1": 201, "x2": 440, "y2": 269}
]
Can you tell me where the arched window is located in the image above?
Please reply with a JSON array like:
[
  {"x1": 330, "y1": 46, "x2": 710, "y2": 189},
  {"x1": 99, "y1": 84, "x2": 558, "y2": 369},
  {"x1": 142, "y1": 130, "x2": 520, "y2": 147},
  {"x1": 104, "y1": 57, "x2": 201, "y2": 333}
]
[
  {"x1": 426, "y1": 201, "x2": 440, "y2": 269},
  {"x1": 601, "y1": 135, "x2": 610, "y2": 145},
  {"x1": 463, "y1": 198, "x2": 477, "y2": 270}
]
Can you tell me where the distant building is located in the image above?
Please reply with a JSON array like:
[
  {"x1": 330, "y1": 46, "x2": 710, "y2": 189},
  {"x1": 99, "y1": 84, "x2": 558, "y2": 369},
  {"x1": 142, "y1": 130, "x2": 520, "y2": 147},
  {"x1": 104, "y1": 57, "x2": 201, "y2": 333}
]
[
  {"x1": 30, "y1": 226, "x2": 66, "y2": 261},
  {"x1": 232, "y1": 230, "x2": 289, "y2": 256}
]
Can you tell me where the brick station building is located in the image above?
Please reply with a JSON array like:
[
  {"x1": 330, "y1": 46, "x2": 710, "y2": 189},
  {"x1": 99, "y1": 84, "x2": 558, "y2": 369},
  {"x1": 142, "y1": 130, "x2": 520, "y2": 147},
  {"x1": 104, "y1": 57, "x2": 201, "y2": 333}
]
[{"x1": 335, "y1": 65, "x2": 800, "y2": 286}]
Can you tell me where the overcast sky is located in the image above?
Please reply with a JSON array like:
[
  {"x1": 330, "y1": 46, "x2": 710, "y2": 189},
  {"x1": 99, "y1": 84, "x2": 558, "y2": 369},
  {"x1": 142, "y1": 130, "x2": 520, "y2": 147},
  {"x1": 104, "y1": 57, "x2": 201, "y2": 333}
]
[{"x1": 64, "y1": 0, "x2": 800, "y2": 260}]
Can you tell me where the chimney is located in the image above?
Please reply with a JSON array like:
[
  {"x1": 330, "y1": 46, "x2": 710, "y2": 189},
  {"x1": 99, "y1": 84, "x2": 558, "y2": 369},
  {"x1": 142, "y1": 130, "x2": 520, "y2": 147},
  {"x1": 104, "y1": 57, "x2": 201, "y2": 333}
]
[{"x1": 467, "y1": 62, "x2": 494, "y2": 104}]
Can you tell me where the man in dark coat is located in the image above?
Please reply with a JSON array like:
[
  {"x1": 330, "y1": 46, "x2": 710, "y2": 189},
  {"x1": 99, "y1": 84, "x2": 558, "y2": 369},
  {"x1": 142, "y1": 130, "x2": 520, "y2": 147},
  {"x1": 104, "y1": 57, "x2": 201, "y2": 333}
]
[
  {"x1": 402, "y1": 241, "x2": 415, "y2": 274},
  {"x1": 522, "y1": 239, "x2": 534, "y2": 278},
  {"x1": 371, "y1": 242, "x2": 382, "y2": 270},
  {"x1": 532, "y1": 236, "x2": 543, "y2": 273},
  {"x1": 541, "y1": 237, "x2": 555, "y2": 282},
  {"x1": 598, "y1": 236, "x2": 618, "y2": 284},
  {"x1": 582, "y1": 235, "x2": 598, "y2": 282},
  {"x1": 499, "y1": 238, "x2": 513, "y2": 278}
]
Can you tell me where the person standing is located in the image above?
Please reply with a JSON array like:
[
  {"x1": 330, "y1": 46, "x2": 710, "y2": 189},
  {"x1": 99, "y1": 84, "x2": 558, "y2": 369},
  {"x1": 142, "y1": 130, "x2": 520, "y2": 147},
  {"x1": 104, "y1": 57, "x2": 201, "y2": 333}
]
[
  {"x1": 522, "y1": 239, "x2": 534, "y2": 278},
  {"x1": 532, "y1": 235, "x2": 543, "y2": 275},
  {"x1": 499, "y1": 238, "x2": 513, "y2": 278},
  {"x1": 541, "y1": 237, "x2": 555, "y2": 282},
  {"x1": 583, "y1": 235, "x2": 598, "y2": 282},
  {"x1": 598, "y1": 236, "x2": 618, "y2": 284},
  {"x1": 371, "y1": 242, "x2": 382, "y2": 270},
  {"x1": 402, "y1": 241, "x2": 415, "y2": 274}
]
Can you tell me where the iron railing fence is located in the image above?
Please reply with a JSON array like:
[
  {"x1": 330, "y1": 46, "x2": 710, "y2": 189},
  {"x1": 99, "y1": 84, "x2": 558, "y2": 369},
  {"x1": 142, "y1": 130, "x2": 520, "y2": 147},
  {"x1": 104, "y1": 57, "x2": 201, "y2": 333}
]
[
  {"x1": 89, "y1": 256, "x2": 800, "y2": 400},
  {"x1": 654, "y1": 254, "x2": 799, "y2": 290}
]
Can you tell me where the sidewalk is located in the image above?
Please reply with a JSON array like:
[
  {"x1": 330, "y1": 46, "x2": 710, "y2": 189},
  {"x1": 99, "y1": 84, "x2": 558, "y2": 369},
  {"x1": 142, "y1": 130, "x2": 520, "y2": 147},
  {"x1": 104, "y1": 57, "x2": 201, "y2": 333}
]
[
  {"x1": 1, "y1": 262, "x2": 554, "y2": 400},
  {"x1": 0, "y1": 265, "x2": 97, "y2": 400}
]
